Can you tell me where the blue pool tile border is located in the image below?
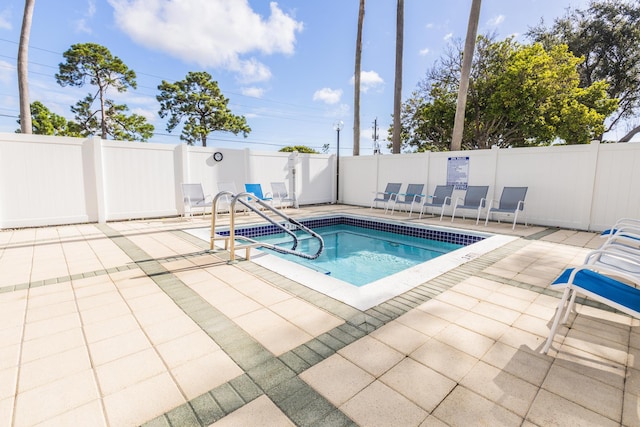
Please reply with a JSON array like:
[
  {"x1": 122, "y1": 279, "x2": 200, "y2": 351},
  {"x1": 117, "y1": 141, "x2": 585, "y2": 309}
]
[{"x1": 218, "y1": 215, "x2": 485, "y2": 246}]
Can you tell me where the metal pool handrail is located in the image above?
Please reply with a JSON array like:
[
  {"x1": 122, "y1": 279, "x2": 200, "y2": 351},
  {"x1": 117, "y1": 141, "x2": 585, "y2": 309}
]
[{"x1": 210, "y1": 190, "x2": 324, "y2": 262}]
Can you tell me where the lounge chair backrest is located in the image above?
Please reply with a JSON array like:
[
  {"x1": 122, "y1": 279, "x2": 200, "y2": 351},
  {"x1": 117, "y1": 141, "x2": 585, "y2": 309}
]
[
  {"x1": 403, "y1": 184, "x2": 424, "y2": 203},
  {"x1": 271, "y1": 182, "x2": 289, "y2": 198},
  {"x1": 432, "y1": 185, "x2": 454, "y2": 205},
  {"x1": 499, "y1": 187, "x2": 528, "y2": 211},
  {"x1": 382, "y1": 183, "x2": 402, "y2": 201},
  {"x1": 218, "y1": 182, "x2": 237, "y2": 194},
  {"x1": 464, "y1": 186, "x2": 489, "y2": 207},
  {"x1": 182, "y1": 183, "x2": 205, "y2": 204},
  {"x1": 244, "y1": 183, "x2": 265, "y2": 199}
]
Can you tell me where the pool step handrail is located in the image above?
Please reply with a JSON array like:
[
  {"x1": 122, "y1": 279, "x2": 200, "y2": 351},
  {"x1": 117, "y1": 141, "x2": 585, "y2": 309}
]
[
  {"x1": 210, "y1": 190, "x2": 297, "y2": 253},
  {"x1": 210, "y1": 191, "x2": 324, "y2": 262}
]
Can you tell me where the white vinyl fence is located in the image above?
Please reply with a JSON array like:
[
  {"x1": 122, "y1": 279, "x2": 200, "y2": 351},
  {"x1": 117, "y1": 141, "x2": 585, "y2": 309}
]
[{"x1": 0, "y1": 133, "x2": 638, "y2": 231}]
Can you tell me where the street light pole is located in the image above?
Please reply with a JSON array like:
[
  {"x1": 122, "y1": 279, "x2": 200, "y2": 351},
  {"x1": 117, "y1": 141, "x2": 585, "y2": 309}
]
[{"x1": 333, "y1": 120, "x2": 344, "y2": 203}]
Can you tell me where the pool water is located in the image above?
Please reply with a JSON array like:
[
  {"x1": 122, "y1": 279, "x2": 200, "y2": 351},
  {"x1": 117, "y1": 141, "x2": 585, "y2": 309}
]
[{"x1": 253, "y1": 224, "x2": 462, "y2": 286}]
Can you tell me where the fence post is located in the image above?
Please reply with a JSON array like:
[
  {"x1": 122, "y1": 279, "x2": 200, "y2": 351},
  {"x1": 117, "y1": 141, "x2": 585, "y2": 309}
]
[
  {"x1": 87, "y1": 136, "x2": 107, "y2": 223},
  {"x1": 586, "y1": 139, "x2": 601, "y2": 231}
]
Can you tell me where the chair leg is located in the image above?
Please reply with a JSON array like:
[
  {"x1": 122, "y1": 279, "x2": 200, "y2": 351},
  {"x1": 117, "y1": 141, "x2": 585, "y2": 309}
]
[
  {"x1": 561, "y1": 289, "x2": 578, "y2": 324},
  {"x1": 542, "y1": 287, "x2": 572, "y2": 354}
]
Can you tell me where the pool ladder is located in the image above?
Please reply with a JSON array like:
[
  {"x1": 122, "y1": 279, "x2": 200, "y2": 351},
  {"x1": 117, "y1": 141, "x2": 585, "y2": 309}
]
[{"x1": 210, "y1": 191, "x2": 324, "y2": 262}]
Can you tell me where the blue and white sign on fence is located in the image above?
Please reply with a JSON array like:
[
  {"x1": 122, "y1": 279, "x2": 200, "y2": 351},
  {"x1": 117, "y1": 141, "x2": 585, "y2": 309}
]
[{"x1": 447, "y1": 156, "x2": 469, "y2": 190}]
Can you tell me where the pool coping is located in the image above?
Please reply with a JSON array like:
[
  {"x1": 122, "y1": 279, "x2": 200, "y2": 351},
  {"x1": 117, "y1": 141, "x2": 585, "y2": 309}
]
[{"x1": 189, "y1": 213, "x2": 518, "y2": 310}]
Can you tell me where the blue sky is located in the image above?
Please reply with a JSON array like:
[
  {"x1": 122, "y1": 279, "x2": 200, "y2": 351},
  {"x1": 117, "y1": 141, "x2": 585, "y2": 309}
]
[{"x1": 0, "y1": 0, "x2": 598, "y2": 154}]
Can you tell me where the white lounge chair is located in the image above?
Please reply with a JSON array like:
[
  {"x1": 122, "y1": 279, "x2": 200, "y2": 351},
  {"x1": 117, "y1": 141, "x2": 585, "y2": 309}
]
[
  {"x1": 181, "y1": 183, "x2": 212, "y2": 218},
  {"x1": 271, "y1": 182, "x2": 296, "y2": 209},
  {"x1": 216, "y1": 182, "x2": 243, "y2": 214},
  {"x1": 542, "y1": 256, "x2": 640, "y2": 354}
]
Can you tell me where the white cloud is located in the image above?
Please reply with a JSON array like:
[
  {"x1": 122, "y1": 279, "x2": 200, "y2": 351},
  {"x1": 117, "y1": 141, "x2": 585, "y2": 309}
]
[
  {"x1": 350, "y1": 70, "x2": 384, "y2": 94},
  {"x1": 107, "y1": 0, "x2": 303, "y2": 83},
  {"x1": 130, "y1": 106, "x2": 157, "y2": 122},
  {"x1": 487, "y1": 14, "x2": 505, "y2": 27},
  {"x1": 443, "y1": 32, "x2": 453, "y2": 41},
  {"x1": 0, "y1": 8, "x2": 11, "y2": 31},
  {"x1": 242, "y1": 87, "x2": 265, "y2": 98},
  {"x1": 313, "y1": 88, "x2": 342, "y2": 104},
  {"x1": 419, "y1": 48, "x2": 430, "y2": 56},
  {"x1": 75, "y1": 0, "x2": 97, "y2": 34}
]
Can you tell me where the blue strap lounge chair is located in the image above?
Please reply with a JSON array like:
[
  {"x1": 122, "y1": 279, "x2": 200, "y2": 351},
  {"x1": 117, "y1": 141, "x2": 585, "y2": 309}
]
[
  {"x1": 390, "y1": 183, "x2": 424, "y2": 217},
  {"x1": 484, "y1": 186, "x2": 528, "y2": 230},
  {"x1": 371, "y1": 182, "x2": 402, "y2": 213},
  {"x1": 542, "y1": 261, "x2": 640, "y2": 354},
  {"x1": 181, "y1": 183, "x2": 212, "y2": 218},
  {"x1": 601, "y1": 218, "x2": 640, "y2": 243},
  {"x1": 244, "y1": 183, "x2": 273, "y2": 204},
  {"x1": 584, "y1": 247, "x2": 640, "y2": 281},
  {"x1": 451, "y1": 185, "x2": 489, "y2": 224},
  {"x1": 419, "y1": 185, "x2": 454, "y2": 221}
]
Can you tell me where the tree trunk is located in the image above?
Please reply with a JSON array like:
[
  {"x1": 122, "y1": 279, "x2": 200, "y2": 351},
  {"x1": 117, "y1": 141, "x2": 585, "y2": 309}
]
[
  {"x1": 353, "y1": 0, "x2": 365, "y2": 156},
  {"x1": 392, "y1": 0, "x2": 404, "y2": 154},
  {"x1": 451, "y1": 0, "x2": 482, "y2": 151},
  {"x1": 18, "y1": 0, "x2": 35, "y2": 134}
]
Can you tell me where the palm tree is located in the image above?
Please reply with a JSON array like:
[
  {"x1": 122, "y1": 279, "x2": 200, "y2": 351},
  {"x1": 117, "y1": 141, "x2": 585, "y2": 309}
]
[
  {"x1": 353, "y1": 0, "x2": 365, "y2": 156},
  {"x1": 451, "y1": 0, "x2": 482, "y2": 151},
  {"x1": 18, "y1": 0, "x2": 36, "y2": 134},
  {"x1": 392, "y1": 0, "x2": 404, "y2": 154}
]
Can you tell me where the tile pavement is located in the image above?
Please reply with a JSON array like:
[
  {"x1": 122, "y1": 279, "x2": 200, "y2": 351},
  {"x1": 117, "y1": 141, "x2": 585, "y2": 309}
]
[{"x1": 0, "y1": 205, "x2": 637, "y2": 426}]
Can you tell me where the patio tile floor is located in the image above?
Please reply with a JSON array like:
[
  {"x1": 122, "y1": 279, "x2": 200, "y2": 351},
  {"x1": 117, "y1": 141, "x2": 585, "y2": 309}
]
[{"x1": 0, "y1": 205, "x2": 637, "y2": 426}]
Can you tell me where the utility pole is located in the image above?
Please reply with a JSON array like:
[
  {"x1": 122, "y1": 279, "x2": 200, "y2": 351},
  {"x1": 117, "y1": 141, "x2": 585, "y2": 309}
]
[{"x1": 372, "y1": 118, "x2": 380, "y2": 154}]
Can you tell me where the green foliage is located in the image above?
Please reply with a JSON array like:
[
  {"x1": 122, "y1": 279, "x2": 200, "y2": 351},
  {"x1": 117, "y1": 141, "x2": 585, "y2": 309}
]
[
  {"x1": 395, "y1": 35, "x2": 617, "y2": 151},
  {"x1": 56, "y1": 43, "x2": 136, "y2": 92},
  {"x1": 55, "y1": 43, "x2": 153, "y2": 141},
  {"x1": 527, "y1": 0, "x2": 640, "y2": 135},
  {"x1": 157, "y1": 71, "x2": 251, "y2": 147},
  {"x1": 16, "y1": 101, "x2": 82, "y2": 137},
  {"x1": 279, "y1": 145, "x2": 319, "y2": 154},
  {"x1": 70, "y1": 96, "x2": 153, "y2": 141}
]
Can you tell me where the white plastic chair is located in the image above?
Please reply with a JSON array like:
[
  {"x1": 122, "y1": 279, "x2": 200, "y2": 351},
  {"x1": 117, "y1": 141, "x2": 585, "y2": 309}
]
[
  {"x1": 181, "y1": 183, "x2": 212, "y2": 218},
  {"x1": 271, "y1": 182, "x2": 296, "y2": 208}
]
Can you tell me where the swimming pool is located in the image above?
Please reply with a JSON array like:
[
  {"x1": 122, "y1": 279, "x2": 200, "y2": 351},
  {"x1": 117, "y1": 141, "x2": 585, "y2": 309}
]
[
  {"x1": 252, "y1": 224, "x2": 463, "y2": 286},
  {"x1": 190, "y1": 214, "x2": 516, "y2": 310}
]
